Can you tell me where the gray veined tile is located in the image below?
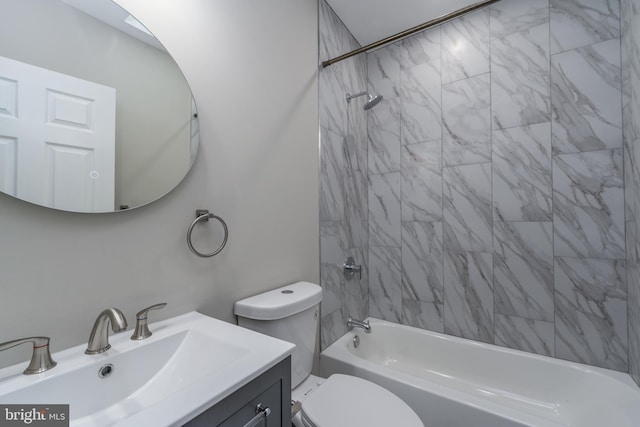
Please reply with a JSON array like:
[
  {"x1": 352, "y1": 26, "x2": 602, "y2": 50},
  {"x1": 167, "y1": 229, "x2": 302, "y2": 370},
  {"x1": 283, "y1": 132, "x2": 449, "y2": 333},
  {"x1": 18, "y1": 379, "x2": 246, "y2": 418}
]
[
  {"x1": 443, "y1": 74, "x2": 491, "y2": 166},
  {"x1": 344, "y1": 108, "x2": 367, "y2": 172},
  {"x1": 494, "y1": 314, "x2": 555, "y2": 357},
  {"x1": 319, "y1": 127, "x2": 345, "y2": 222},
  {"x1": 621, "y1": 5, "x2": 637, "y2": 146},
  {"x1": 624, "y1": 134, "x2": 635, "y2": 219},
  {"x1": 319, "y1": 0, "x2": 360, "y2": 59},
  {"x1": 622, "y1": 37, "x2": 633, "y2": 148},
  {"x1": 368, "y1": 172, "x2": 401, "y2": 248},
  {"x1": 400, "y1": 26, "x2": 441, "y2": 69},
  {"x1": 369, "y1": 246, "x2": 402, "y2": 323},
  {"x1": 629, "y1": 21, "x2": 640, "y2": 143},
  {"x1": 491, "y1": 23, "x2": 550, "y2": 130},
  {"x1": 490, "y1": 0, "x2": 549, "y2": 39},
  {"x1": 320, "y1": 261, "x2": 344, "y2": 316},
  {"x1": 627, "y1": 220, "x2": 640, "y2": 382},
  {"x1": 444, "y1": 251, "x2": 494, "y2": 343},
  {"x1": 441, "y1": 8, "x2": 490, "y2": 84},
  {"x1": 367, "y1": 43, "x2": 400, "y2": 100},
  {"x1": 627, "y1": 219, "x2": 637, "y2": 277},
  {"x1": 319, "y1": 68, "x2": 348, "y2": 137},
  {"x1": 402, "y1": 299, "x2": 444, "y2": 333},
  {"x1": 620, "y1": 0, "x2": 640, "y2": 35},
  {"x1": 494, "y1": 222, "x2": 554, "y2": 322},
  {"x1": 553, "y1": 149, "x2": 625, "y2": 259},
  {"x1": 319, "y1": 52, "x2": 367, "y2": 141},
  {"x1": 401, "y1": 221, "x2": 444, "y2": 304},
  {"x1": 320, "y1": 221, "x2": 348, "y2": 266},
  {"x1": 551, "y1": 38, "x2": 622, "y2": 154},
  {"x1": 492, "y1": 122, "x2": 552, "y2": 222},
  {"x1": 318, "y1": 0, "x2": 339, "y2": 59},
  {"x1": 344, "y1": 56, "x2": 370, "y2": 135},
  {"x1": 319, "y1": 37, "x2": 366, "y2": 135},
  {"x1": 368, "y1": 97, "x2": 401, "y2": 175},
  {"x1": 321, "y1": 308, "x2": 347, "y2": 351},
  {"x1": 401, "y1": 141, "x2": 443, "y2": 222},
  {"x1": 345, "y1": 167, "x2": 368, "y2": 248},
  {"x1": 555, "y1": 257, "x2": 628, "y2": 371},
  {"x1": 400, "y1": 59, "x2": 442, "y2": 145},
  {"x1": 443, "y1": 163, "x2": 492, "y2": 252},
  {"x1": 634, "y1": 137, "x2": 640, "y2": 217},
  {"x1": 550, "y1": 0, "x2": 620, "y2": 54}
]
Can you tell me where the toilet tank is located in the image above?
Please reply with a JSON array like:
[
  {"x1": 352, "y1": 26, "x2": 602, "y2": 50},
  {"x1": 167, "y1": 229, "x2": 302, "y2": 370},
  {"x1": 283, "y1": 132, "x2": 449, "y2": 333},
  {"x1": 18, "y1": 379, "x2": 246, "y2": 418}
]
[{"x1": 234, "y1": 281, "x2": 322, "y2": 388}]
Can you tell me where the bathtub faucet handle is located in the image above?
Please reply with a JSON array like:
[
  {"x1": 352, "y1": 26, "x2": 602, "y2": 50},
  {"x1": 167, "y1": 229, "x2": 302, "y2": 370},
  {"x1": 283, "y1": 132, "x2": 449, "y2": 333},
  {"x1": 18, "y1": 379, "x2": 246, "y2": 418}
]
[
  {"x1": 347, "y1": 316, "x2": 371, "y2": 333},
  {"x1": 343, "y1": 257, "x2": 362, "y2": 280}
]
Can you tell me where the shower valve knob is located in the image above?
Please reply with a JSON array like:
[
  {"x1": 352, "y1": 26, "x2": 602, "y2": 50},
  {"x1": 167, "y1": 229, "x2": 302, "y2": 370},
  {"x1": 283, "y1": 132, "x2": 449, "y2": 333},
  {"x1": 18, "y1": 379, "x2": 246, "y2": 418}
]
[{"x1": 343, "y1": 257, "x2": 362, "y2": 280}]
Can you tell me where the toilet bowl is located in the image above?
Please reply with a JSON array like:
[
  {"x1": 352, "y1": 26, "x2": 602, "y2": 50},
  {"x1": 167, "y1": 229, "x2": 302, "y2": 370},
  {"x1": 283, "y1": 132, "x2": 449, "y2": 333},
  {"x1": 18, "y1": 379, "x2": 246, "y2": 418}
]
[{"x1": 234, "y1": 281, "x2": 423, "y2": 427}]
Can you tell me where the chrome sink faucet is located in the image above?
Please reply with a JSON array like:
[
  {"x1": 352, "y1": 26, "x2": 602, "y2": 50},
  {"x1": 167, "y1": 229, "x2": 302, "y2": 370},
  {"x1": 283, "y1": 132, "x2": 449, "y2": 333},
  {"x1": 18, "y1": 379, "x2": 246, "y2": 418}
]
[
  {"x1": 0, "y1": 336, "x2": 57, "y2": 374},
  {"x1": 347, "y1": 316, "x2": 371, "y2": 333},
  {"x1": 85, "y1": 308, "x2": 128, "y2": 355}
]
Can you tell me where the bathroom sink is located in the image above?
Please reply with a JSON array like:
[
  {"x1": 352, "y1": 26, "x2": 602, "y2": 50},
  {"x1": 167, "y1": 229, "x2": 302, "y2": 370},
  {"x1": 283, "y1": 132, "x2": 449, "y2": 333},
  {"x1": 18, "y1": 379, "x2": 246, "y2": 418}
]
[{"x1": 0, "y1": 312, "x2": 295, "y2": 426}]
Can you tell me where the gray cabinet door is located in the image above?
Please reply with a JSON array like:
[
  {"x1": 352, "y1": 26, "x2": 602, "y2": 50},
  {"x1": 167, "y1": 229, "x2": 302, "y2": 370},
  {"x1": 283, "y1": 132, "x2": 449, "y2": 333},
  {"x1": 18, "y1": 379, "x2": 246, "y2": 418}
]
[{"x1": 183, "y1": 357, "x2": 291, "y2": 427}]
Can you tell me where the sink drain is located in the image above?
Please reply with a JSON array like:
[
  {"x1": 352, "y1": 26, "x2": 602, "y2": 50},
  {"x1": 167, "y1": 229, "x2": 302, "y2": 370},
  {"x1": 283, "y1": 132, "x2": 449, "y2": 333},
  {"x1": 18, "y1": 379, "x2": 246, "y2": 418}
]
[{"x1": 98, "y1": 363, "x2": 114, "y2": 378}]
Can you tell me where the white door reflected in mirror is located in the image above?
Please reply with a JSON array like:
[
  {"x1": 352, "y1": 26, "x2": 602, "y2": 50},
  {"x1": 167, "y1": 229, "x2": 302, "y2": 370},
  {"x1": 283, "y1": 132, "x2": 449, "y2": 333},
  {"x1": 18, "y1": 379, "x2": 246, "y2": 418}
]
[
  {"x1": 0, "y1": 0, "x2": 199, "y2": 213},
  {"x1": 0, "y1": 56, "x2": 116, "y2": 212}
]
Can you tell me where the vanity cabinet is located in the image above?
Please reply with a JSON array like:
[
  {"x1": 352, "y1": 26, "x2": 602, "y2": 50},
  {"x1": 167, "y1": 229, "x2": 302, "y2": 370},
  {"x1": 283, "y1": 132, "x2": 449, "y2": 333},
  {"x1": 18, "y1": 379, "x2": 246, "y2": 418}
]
[{"x1": 184, "y1": 357, "x2": 291, "y2": 427}]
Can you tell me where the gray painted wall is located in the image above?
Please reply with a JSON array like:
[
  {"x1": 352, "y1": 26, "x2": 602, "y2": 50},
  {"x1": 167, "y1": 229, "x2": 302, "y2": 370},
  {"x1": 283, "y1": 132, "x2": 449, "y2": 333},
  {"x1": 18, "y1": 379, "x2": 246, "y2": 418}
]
[{"x1": 0, "y1": 0, "x2": 319, "y2": 369}]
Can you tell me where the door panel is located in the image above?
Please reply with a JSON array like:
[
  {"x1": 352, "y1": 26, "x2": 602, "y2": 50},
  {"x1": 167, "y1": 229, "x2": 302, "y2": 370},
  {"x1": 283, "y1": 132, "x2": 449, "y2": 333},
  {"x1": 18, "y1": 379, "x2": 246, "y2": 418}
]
[
  {"x1": 0, "y1": 135, "x2": 16, "y2": 195},
  {"x1": 0, "y1": 55, "x2": 115, "y2": 211}
]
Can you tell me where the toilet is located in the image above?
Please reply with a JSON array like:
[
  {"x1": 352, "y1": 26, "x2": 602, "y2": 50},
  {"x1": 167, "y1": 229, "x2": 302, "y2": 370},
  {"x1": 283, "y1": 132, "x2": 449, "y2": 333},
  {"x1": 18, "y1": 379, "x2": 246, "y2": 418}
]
[{"x1": 234, "y1": 281, "x2": 423, "y2": 427}]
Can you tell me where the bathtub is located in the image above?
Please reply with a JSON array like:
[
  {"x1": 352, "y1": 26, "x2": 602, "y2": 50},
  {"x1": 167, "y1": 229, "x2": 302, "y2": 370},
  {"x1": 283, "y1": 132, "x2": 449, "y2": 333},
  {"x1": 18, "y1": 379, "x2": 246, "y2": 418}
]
[{"x1": 319, "y1": 318, "x2": 640, "y2": 427}]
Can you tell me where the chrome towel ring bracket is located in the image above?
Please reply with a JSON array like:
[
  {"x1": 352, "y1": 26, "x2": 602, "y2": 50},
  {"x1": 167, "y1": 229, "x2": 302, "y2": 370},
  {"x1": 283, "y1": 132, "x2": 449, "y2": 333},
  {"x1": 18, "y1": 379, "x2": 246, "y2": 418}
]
[{"x1": 186, "y1": 209, "x2": 229, "y2": 258}]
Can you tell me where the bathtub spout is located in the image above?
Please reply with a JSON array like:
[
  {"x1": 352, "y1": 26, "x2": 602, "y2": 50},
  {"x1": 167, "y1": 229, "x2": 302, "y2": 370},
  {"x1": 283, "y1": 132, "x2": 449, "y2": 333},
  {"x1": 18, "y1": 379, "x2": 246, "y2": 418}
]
[{"x1": 347, "y1": 316, "x2": 371, "y2": 333}]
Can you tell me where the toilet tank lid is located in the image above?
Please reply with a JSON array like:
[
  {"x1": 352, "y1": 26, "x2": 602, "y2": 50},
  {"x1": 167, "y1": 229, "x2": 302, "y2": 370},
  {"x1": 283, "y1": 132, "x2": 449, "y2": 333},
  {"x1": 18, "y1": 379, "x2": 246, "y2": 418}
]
[{"x1": 234, "y1": 281, "x2": 322, "y2": 320}]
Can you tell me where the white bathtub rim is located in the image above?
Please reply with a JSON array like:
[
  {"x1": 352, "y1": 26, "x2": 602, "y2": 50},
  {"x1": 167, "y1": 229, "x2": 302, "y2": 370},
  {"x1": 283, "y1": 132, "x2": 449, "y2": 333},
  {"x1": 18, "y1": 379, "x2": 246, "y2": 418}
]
[
  {"x1": 358, "y1": 317, "x2": 638, "y2": 390},
  {"x1": 320, "y1": 317, "x2": 640, "y2": 427}
]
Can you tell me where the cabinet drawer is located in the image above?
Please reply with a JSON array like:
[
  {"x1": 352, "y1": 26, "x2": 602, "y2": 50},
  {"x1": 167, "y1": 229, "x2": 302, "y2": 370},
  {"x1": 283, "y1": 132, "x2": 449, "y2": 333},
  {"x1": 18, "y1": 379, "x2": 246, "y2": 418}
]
[
  {"x1": 183, "y1": 357, "x2": 291, "y2": 427},
  {"x1": 219, "y1": 381, "x2": 280, "y2": 427}
]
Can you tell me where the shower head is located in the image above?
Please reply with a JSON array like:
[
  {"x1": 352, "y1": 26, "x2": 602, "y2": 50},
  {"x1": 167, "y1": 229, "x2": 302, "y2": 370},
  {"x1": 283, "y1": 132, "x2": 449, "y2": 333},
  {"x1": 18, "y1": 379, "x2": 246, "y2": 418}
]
[
  {"x1": 363, "y1": 94, "x2": 383, "y2": 110},
  {"x1": 345, "y1": 91, "x2": 384, "y2": 110}
]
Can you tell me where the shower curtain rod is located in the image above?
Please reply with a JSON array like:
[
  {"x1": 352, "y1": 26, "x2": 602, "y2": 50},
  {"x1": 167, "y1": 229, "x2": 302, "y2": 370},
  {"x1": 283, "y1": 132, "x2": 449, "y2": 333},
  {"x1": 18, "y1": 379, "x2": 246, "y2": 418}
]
[{"x1": 321, "y1": 0, "x2": 500, "y2": 69}]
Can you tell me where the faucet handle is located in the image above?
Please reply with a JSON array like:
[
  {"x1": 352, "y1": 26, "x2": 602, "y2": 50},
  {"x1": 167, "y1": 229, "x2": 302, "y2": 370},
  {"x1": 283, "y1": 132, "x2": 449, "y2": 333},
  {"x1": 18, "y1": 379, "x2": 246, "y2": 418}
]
[
  {"x1": 131, "y1": 303, "x2": 167, "y2": 340},
  {"x1": 343, "y1": 257, "x2": 362, "y2": 280},
  {"x1": 0, "y1": 337, "x2": 57, "y2": 375}
]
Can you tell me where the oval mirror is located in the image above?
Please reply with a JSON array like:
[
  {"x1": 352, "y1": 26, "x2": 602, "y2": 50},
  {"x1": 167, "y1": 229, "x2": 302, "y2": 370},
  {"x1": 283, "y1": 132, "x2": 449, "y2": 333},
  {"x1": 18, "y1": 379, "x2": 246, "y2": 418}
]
[{"x1": 0, "y1": 0, "x2": 199, "y2": 213}]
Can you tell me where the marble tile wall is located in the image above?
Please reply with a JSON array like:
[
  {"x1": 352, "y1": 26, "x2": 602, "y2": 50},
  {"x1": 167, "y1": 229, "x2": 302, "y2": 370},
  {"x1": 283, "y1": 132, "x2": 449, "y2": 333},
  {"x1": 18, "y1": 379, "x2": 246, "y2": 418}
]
[
  {"x1": 319, "y1": 0, "x2": 640, "y2": 377},
  {"x1": 318, "y1": 0, "x2": 369, "y2": 349},
  {"x1": 363, "y1": 0, "x2": 630, "y2": 372},
  {"x1": 622, "y1": 0, "x2": 640, "y2": 385}
]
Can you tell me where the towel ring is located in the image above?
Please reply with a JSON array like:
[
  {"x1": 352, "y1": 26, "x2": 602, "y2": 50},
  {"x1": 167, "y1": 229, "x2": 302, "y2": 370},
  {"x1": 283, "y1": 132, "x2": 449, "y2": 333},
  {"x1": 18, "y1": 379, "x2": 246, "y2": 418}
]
[{"x1": 187, "y1": 209, "x2": 229, "y2": 258}]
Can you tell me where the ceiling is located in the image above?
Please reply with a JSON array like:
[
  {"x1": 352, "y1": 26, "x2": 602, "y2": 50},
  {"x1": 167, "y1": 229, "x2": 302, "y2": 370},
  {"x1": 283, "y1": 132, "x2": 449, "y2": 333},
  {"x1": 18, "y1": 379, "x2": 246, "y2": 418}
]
[
  {"x1": 325, "y1": 0, "x2": 482, "y2": 46},
  {"x1": 62, "y1": 0, "x2": 165, "y2": 50}
]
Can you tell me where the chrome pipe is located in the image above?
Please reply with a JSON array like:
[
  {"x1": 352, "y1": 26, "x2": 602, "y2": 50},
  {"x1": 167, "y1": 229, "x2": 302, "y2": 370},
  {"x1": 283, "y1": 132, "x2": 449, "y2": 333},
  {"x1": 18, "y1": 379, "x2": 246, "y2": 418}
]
[
  {"x1": 345, "y1": 91, "x2": 368, "y2": 103},
  {"x1": 347, "y1": 316, "x2": 371, "y2": 333},
  {"x1": 321, "y1": 0, "x2": 500, "y2": 68}
]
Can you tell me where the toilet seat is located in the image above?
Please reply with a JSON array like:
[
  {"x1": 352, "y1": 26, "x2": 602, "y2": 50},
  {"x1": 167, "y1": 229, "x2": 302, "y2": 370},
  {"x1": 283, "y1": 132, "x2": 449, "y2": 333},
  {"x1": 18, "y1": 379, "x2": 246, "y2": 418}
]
[{"x1": 300, "y1": 374, "x2": 423, "y2": 427}]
